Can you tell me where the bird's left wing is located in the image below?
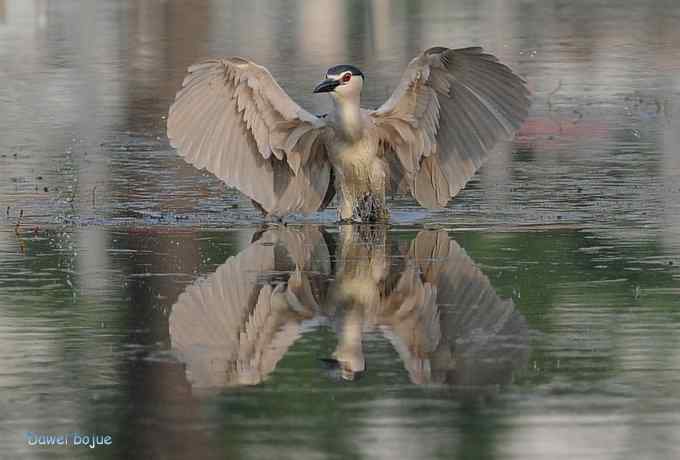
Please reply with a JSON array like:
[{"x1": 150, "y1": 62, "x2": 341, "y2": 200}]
[
  {"x1": 168, "y1": 58, "x2": 335, "y2": 216},
  {"x1": 369, "y1": 47, "x2": 530, "y2": 207}
]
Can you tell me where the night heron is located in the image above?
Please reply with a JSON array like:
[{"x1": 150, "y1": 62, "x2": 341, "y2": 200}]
[{"x1": 167, "y1": 47, "x2": 530, "y2": 222}]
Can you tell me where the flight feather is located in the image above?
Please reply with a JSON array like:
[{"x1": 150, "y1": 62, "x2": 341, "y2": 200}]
[
  {"x1": 370, "y1": 47, "x2": 530, "y2": 208},
  {"x1": 168, "y1": 58, "x2": 334, "y2": 216}
]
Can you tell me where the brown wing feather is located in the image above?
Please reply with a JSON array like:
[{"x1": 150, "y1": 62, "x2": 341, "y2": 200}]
[
  {"x1": 370, "y1": 47, "x2": 530, "y2": 208},
  {"x1": 168, "y1": 58, "x2": 334, "y2": 216}
]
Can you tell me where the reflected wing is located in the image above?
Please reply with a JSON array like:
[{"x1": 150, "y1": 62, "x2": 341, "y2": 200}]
[
  {"x1": 370, "y1": 47, "x2": 530, "y2": 207},
  {"x1": 381, "y1": 230, "x2": 528, "y2": 385},
  {"x1": 380, "y1": 274, "x2": 441, "y2": 384},
  {"x1": 168, "y1": 58, "x2": 334, "y2": 216},
  {"x1": 169, "y1": 227, "x2": 325, "y2": 388},
  {"x1": 380, "y1": 232, "x2": 446, "y2": 384}
]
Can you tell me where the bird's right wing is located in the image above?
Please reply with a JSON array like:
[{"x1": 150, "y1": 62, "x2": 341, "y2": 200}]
[{"x1": 168, "y1": 58, "x2": 335, "y2": 216}]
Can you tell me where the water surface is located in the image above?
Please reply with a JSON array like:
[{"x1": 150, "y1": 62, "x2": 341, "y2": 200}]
[{"x1": 1, "y1": 1, "x2": 680, "y2": 459}]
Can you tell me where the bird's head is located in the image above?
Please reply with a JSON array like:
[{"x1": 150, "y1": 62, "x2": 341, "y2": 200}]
[
  {"x1": 320, "y1": 356, "x2": 366, "y2": 382},
  {"x1": 313, "y1": 64, "x2": 364, "y2": 99}
]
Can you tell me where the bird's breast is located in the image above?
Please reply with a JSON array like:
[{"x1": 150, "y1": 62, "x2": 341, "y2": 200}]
[
  {"x1": 324, "y1": 130, "x2": 388, "y2": 222},
  {"x1": 327, "y1": 136, "x2": 378, "y2": 170}
]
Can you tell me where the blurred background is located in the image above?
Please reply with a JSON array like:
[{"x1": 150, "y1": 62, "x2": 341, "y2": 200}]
[
  {"x1": 1, "y1": 0, "x2": 679, "y2": 230},
  {"x1": 1, "y1": 1, "x2": 679, "y2": 459}
]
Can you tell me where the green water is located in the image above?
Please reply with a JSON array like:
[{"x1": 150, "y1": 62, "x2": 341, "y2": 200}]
[{"x1": 2, "y1": 224, "x2": 678, "y2": 459}]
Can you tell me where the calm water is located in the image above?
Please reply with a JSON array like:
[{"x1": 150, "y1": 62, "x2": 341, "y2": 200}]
[{"x1": 1, "y1": 1, "x2": 680, "y2": 459}]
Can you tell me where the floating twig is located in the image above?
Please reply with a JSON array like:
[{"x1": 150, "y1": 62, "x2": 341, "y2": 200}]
[
  {"x1": 547, "y1": 79, "x2": 563, "y2": 111},
  {"x1": 15, "y1": 209, "x2": 23, "y2": 235}
]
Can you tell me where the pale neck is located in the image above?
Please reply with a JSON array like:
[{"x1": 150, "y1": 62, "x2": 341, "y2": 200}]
[
  {"x1": 332, "y1": 93, "x2": 363, "y2": 140},
  {"x1": 334, "y1": 306, "x2": 365, "y2": 371}
]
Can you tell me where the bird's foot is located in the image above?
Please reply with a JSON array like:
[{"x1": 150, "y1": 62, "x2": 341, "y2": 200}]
[{"x1": 338, "y1": 192, "x2": 388, "y2": 223}]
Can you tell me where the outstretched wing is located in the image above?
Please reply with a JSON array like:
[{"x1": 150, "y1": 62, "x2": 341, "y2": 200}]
[
  {"x1": 370, "y1": 47, "x2": 530, "y2": 207},
  {"x1": 168, "y1": 58, "x2": 334, "y2": 216}
]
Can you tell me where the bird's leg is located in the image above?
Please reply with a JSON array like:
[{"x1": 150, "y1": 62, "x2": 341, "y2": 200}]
[
  {"x1": 250, "y1": 199, "x2": 286, "y2": 224},
  {"x1": 352, "y1": 192, "x2": 389, "y2": 222},
  {"x1": 335, "y1": 161, "x2": 389, "y2": 223}
]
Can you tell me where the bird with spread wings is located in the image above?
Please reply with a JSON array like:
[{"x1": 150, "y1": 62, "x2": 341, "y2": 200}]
[{"x1": 167, "y1": 47, "x2": 530, "y2": 221}]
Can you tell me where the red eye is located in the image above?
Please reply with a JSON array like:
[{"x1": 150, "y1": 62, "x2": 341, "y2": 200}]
[{"x1": 342, "y1": 73, "x2": 351, "y2": 83}]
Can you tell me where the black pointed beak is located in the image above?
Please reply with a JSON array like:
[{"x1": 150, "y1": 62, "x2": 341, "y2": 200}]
[
  {"x1": 319, "y1": 358, "x2": 341, "y2": 369},
  {"x1": 319, "y1": 358, "x2": 366, "y2": 382},
  {"x1": 313, "y1": 78, "x2": 340, "y2": 93}
]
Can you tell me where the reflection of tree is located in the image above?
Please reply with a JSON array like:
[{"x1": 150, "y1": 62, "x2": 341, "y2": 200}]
[
  {"x1": 112, "y1": 1, "x2": 215, "y2": 217},
  {"x1": 107, "y1": 227, "x2": 242, "y2": 460},
  {"x1": 122, "y1": 0, "x2": 212, "y2": 129}
]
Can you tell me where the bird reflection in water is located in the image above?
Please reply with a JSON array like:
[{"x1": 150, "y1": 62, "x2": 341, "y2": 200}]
[{"x1": 169, "y1": 225, "x2": 528, "y2": 392}]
